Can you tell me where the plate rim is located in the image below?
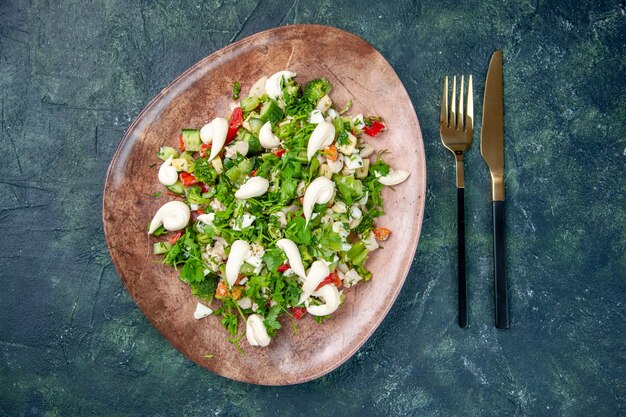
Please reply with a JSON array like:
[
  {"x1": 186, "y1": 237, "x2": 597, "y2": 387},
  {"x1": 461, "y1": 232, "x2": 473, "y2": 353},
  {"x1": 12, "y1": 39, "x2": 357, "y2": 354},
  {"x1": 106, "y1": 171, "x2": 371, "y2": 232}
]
[{"x1": 102, "y1": 23, "x2": 427, "y2": 385}]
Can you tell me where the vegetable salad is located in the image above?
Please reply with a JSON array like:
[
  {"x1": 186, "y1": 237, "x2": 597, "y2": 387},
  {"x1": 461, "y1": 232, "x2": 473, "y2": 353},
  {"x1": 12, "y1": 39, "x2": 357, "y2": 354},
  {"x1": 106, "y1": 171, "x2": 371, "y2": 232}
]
[{"x1": 148, "y1": 71, "x2": 409, "y2": 349}]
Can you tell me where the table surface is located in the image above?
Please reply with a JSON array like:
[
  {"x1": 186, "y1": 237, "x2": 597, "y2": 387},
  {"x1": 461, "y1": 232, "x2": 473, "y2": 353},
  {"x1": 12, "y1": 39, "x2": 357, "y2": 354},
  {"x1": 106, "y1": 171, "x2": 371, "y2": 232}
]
[{"x1": 1, "y1": 1, "x2": 624, "y2": 416}]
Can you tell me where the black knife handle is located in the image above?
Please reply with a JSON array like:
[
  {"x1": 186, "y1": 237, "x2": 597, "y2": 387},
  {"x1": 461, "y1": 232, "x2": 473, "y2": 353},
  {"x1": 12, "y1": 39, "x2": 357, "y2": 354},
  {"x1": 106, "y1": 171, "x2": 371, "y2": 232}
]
[
  {"x1": 493, "y1": 201, "x2": 509, "y2": 328},
  {"x1": 457, "y1": 187, "x2": 468, "y2": 328}
]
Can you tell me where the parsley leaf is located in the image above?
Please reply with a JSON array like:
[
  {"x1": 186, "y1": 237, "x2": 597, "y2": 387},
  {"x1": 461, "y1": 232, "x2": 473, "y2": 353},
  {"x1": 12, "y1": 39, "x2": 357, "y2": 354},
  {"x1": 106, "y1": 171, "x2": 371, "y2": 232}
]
[
  {"x1": 263, "y1": 249, "x2": 284, "y2": 273},
  {"x1": 285, "y1": 216, "x2": 312, "y2": 245},
  {"x1": 263, "y1": 305, "x2": 282, "y2": 336}
]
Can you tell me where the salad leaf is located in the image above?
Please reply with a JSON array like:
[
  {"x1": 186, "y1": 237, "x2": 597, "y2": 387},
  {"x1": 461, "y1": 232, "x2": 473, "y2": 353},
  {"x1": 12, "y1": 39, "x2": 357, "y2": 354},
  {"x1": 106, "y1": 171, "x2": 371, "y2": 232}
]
[
  {"x1": 263, "y1": 305, "x2": 282, "y2": 336},
  {"x1": 263, "y1": 249, "x2": 284, "y2": 273},
  {"x1": 285, "y1": 216, "x2": 312, "y2": 245}
]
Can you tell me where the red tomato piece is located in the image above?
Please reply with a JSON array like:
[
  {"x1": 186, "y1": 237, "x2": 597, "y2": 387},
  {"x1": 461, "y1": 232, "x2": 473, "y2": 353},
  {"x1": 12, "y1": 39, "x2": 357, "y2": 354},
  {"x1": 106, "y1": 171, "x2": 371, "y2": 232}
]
[
  {"x1": 373, "y1": 227, "x2": 391, "y2": 241},
  {"x1": 200, "y1": 143, "x2": 212, "y2": 157},
  {"x1": 179, "y1": 172, "x2": 198, "y2": 186},
  {"x1": 363, "y1": 120, "x2": 385, "y2": 137},
  {"x1": 277, "y1": 263, "x2": 291, "y2": 273},
  {"x1": 225, "y1": 107, "x2": 243, "y2": 144},
  {"x1": 292, "y1": 307, "x2": 307, "y2": 320},
  {"x1": 274, "y1": 149, "x2": 286, "y2": 158},
  {"x1": 315, "y1": 272, "x2": 342, "y2": 290},
  {"x1": 167, "y1": 232, "x2": 182, "y2": 245},
  {"x1": 178, "y1": 133, "x2": 186, "y2": 151}
]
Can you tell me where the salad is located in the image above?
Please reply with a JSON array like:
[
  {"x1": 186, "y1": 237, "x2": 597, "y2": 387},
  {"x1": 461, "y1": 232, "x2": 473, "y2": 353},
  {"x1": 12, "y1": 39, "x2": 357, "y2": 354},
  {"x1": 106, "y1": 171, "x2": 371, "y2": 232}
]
[{"x1": 148, "y1": 71, "x2": 410, "y2": 349}]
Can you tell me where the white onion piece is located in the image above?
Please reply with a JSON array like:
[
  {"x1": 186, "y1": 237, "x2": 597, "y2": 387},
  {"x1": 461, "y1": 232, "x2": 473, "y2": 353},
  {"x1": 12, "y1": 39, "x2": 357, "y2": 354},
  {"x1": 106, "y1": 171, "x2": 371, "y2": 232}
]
[
  {"x1": 248, "y1": 76, "x2": 267, "y2": 98},
  {"x1": 234, "y1": 177, "x2": 270, "y2": 199},
  {"x1": 276, "y1": 238, "x2": 306, "y2": 279},
  {"x1": 302, "y1": 177, "x2": 335, "y2": 225},
  {"x1": 193, "y1": 303, "x2": 213, "y2": 320},
  {"x1": 148, "y1": 201, "x2": 190, "y2": 234},
  {"x1": 225, "y1": 240, "x2": 251, "y2": 287},
  {"x1": 246, "y1": 314, "x2": 271, "y2": 347},
  {"x1": 378, "y1": 169, "x2": 410, "y2": 186},
  {"x1": 306, "y1": 121, "x2": 335, "y2": 161},
  {"x1": 265, "y1": 70, "x2": 296, "y2": 99},
  {"x1": 306, "y1": 284, "x2": 341, "y2": 316},
  {"x1": 258, "y1": 121, "x2": 281, "y2": 149},
  {"x1": 200, "y1": 117, "x2": 228, "y2": 161},
  {"x1": 158, "y1": 156, "x2": 178, "y2": 186},
  {"x1": 298, "y1": 260, "x2": 330, "y2": 304},
  {"x1": 309, "y1": 109, "x2": 325, "y2": 124}
]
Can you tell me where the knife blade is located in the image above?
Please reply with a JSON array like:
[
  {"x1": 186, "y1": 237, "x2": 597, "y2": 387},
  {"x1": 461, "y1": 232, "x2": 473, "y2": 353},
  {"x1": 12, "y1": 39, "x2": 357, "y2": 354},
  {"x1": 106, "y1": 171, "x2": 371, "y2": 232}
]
[{"x1": 481, "y1": 50, "x2": 509, "y2": 329}]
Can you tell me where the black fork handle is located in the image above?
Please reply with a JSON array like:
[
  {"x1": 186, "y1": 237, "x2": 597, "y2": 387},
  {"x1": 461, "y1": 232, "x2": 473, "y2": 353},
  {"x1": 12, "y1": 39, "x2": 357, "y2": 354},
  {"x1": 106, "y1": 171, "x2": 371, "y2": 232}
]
[
  {"x1": 457, "y1": 187, "x2": 467, "y2": 328},
  {"x1": 493, "y1": 201, "x2": 509, "y2": 328}
]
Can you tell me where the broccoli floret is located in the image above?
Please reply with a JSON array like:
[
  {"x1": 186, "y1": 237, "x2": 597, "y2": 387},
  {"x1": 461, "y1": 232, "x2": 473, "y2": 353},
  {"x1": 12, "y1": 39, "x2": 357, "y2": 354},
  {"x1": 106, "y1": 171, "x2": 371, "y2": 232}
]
[
  {"x1": 302, "y1": 78, "x2": 332, "y2": 104},
  {"x1": 193, "y1": 158, "x2": 217, "y2": 183}
]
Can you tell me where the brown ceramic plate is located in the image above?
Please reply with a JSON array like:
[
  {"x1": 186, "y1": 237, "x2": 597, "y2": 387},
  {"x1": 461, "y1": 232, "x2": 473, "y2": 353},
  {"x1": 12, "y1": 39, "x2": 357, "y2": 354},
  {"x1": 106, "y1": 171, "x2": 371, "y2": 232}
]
[{"x1": 103, "y1": 24, "x2": 426, "y2": 385}]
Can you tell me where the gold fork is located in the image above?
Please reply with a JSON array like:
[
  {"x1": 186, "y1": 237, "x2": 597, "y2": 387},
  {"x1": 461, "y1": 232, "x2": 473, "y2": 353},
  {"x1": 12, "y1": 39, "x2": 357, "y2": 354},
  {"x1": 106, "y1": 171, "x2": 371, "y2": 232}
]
[{"x1": 440, "y1": 75, "x2": 474, "y2": 328}]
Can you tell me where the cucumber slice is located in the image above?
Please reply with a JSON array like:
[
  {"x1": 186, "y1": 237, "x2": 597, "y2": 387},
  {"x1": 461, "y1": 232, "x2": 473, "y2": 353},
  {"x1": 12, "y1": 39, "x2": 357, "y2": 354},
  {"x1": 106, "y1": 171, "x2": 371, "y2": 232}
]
[
  {"x1": 179, "y1": 151, "x2": 195, "y2": 172},
  {"x1": 248, "y1": 117, "x2": 264, "y2": 135},
  {"x1": 225, "y1": 157, "x2": 255, "y2": 184},
  {"x1": 166, "y1": 181, "x2": 185, "y2": 195},
  {"x1": 157, "y1": 146, "x2": 179, "y2": 161},
  {"x1": 182, "y1": 129, "x2": 202, "y2": 152},
  {"x1": 153, "y1": 242, "x2": 172, "y2": 255},
  {"x1": 259, "y1": 100, "x2": 283, "y2": 124},
  {"x1": 241, "y1": 96, "x2": 260, "y2": 112},
  {"x1": 246, "y1": 136, "x2": 262, "y2": 155},
  {"x1": 239, "y1": 130, "x2": 262, "y2": 155}
]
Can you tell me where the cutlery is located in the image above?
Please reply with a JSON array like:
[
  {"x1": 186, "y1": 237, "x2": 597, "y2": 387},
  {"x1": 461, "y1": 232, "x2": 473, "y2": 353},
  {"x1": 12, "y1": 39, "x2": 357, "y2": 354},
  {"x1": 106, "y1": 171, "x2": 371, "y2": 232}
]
[
  {"x1": 481, "y1": 50, "x2": 509, "y2": 329},
  {"x1": 440, "y1": 74, "x2": 474, "y2": 328}
]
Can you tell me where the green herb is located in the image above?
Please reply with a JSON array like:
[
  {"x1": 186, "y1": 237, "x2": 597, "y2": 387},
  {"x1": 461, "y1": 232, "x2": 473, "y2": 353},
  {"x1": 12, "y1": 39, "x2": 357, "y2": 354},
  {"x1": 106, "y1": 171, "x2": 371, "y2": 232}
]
[
  {"x1": 285, "y1": 216, "x2": 312, "y2": 245},
  {"x1": 204, "y1": 354, "x2": 214, "y2": 359},
  {"x1": 232, "y1": 81, "x2": 241, "y2": 99},
  {"x1": 337, "y1": 130, "x2": 350, "y2": 146},
  {"x1": 262, "y1": 249, "x2": 284, "y2": 273},
  {"x1": 151, "y1": 191, "x2": 162, "y2": 198},
  {"x1": 354, "y1": 209, "x2": 384, "y2": 235},
  {"x1": 263, "y1": 305, "x2": 282, "y2": 336}
]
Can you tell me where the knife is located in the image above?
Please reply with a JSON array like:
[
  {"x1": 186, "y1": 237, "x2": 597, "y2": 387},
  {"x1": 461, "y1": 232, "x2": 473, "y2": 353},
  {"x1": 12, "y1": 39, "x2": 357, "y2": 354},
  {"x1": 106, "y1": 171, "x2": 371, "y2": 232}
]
[{"x1": 481, "y1": 50, "x2": 509, "y2": 329}]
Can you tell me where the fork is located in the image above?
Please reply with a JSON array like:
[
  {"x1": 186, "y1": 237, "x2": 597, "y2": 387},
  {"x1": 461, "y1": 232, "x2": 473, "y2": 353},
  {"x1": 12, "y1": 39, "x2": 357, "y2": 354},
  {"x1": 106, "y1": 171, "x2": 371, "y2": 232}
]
[{"x1": 440, "y1": 75, "x2": 474, "y2": 328}]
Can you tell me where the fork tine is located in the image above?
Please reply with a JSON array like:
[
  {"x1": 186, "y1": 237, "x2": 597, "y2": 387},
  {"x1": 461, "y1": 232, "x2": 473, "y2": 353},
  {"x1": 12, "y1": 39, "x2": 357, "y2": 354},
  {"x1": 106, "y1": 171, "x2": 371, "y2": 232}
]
[
  {"x1": 459, "y1": 75, "x2": 465, "y2": 131},
  {"x1": 467, "y1": 74, "x2": 474, "y2": 129},
  {"x1": 440, "y1": 76, "x2": 448, "y2": 125},
  {"x1": 451, "y1": 76, "x2": 457, "y2": 128}
]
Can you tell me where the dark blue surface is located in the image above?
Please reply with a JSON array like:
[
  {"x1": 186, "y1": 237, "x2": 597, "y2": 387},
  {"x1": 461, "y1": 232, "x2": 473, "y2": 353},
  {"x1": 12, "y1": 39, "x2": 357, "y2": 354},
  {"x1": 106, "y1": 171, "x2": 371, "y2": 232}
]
[{"x1": 1, "y1": 1, "x2": 625, "y2": 415}]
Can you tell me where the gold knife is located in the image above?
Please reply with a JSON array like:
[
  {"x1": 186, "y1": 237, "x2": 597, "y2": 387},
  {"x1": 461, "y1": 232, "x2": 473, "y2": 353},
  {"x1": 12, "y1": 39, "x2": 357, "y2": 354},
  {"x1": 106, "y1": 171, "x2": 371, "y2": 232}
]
[{"x1": 481, "y1": 50, "x2": 509, "y2": 329}]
